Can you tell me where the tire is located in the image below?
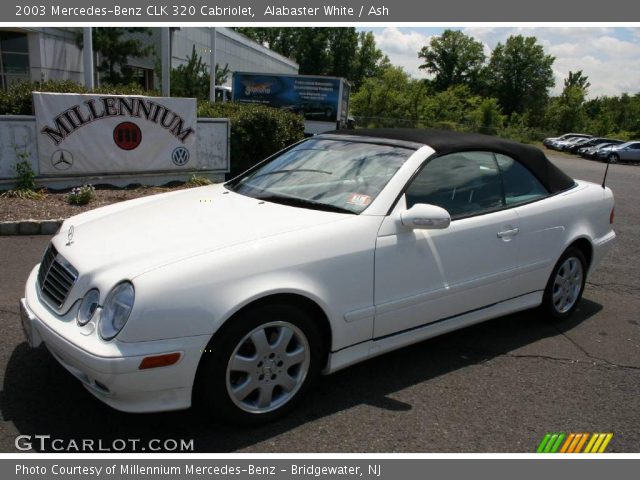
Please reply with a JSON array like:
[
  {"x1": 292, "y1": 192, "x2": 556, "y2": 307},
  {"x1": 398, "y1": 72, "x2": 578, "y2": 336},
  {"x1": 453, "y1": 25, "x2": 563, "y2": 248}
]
[
  {"x1": 608, "y1": 153, "x2": 619, "y2": 164},
  {"x1": 541, "y1": 247, "x2": 587, "y2": 320},
  {"x1": 194, "y1": 302, "x2": 324, "y2": 425}
]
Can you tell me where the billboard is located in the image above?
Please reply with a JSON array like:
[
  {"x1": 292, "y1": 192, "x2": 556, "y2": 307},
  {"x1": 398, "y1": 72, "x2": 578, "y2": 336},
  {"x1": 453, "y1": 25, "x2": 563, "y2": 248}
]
[
  {"x1": 33, "y1": 93, "x2": 197, "y2": 176},
  {"x1": 232, "y1": 73, "x2": 343, "y2": 123}
]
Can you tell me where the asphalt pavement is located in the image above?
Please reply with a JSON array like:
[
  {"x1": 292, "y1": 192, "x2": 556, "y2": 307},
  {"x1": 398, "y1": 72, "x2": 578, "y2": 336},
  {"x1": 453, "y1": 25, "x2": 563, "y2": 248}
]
[{"x1": 0, "y1": 154, "x2": 638, "y2": 453}]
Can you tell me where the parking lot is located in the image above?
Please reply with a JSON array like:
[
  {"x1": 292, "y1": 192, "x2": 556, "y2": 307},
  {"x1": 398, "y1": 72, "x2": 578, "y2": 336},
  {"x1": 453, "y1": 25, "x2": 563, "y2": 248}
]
[{"x1": 0, "y1": 153, "x2": 638, "y2": 453}]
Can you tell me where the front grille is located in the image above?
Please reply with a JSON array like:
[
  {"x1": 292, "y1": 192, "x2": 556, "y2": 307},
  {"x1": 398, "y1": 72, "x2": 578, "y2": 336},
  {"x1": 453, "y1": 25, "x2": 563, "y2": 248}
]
[{"x1": 37, "y1": 244, "x2": 78, "y2": 309}]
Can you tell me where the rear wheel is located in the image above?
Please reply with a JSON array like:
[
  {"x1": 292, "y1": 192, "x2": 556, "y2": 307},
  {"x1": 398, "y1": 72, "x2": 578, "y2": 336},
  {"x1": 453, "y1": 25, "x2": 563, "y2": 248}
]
[
  {"x1": 541, "y1": 247, "x2": 587, "y2": 320},
  {"x1": 195, "y1": 303, "x2": 323, "y2": 424}
]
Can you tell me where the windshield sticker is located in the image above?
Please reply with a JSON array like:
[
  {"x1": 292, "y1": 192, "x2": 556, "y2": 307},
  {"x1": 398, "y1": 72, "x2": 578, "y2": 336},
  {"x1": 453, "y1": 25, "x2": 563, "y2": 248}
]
[{"x1": 347, "y1": 193, "x2": 372, "y2": 206}]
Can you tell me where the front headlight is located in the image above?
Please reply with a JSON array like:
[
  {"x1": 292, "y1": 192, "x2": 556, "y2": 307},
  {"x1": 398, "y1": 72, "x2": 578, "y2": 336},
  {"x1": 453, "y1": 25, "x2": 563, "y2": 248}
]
[
  {"x1": 77, "y1": 289, "x2": 100, "y2": 326},
  {"x1": 98, "y1": 282, "x2": 135, "y2": 340}
]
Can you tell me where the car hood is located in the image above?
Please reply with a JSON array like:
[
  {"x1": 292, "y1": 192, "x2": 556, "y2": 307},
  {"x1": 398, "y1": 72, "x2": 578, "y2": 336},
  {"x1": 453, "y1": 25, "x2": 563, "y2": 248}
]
[{"x1": 52, "y1": 184, "x2": 348, "y2": 277}]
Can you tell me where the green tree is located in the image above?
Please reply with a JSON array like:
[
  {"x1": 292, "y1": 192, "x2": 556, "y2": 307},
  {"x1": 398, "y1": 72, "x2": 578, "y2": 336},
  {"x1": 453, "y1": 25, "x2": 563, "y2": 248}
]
[
  {"x1": 418, "y1": 29, "x2": 486, "y2": 92},
  {"x1": 352, "y1": 31, "x2": 386, "y2": 90},
  {"x1": 233, "y1": 28, "x2": 386, "y2": 90},
  {"x1": 564, "y1": 70, "x2": 591, "y2": 92},
  {"x1": 351, "y1": 65, "x2": 415, "y2": 126},
  {"x1": 327, "y1": 28, "x2": 359, "y2": 80},
  {"x1": 469, "y1": 98, "x2": 505, "y2": 134},
  {"x1": 75, "y1": 28, "x2": 154, "y2": 85},
  {"x1": 545, "y1": 87, "x2": 587, "y2": 133},
  {"x1": 421, "y1": 85, "x2": 477, "y2": 127},
  {"x1": 170, "y1": 45, "x2": 209, "y2": 99},
  {"x1": 234, "y1": 27, "x2": 298, "y2": 58},
  {"x1": 163, "y1": 46, "x2": 229, "y2": 99},
  {"x1": 544, "y1": 71, "x2": 590, "y2": 133},
  {"x1": 487, "y1": 35, "x2": 555, "y2": 121}
]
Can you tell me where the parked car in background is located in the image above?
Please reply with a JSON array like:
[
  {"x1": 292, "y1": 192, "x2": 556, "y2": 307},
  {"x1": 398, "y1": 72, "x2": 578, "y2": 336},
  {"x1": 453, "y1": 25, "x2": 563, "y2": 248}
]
[
  {"x1": 543, "y1": 133, "x2": 591, "y2": 149},
  {"x1": 604, "y1": 141, "x2": 640, "y2": 163},
  {"x1": 579, "y1": 142, "x2": 618, "y2": 159},
  {"x1": 566, "y1": 137, "x2": 623, "y2": 155},
  {"x1": 597, "y1": 145, "x2": 616, "y2": 162},
  {"x1": 20, "y1": 129, "x2": 616, "y2": 423},
  {"x1": 551, "y1": 136, "x2": 589, "y2": 152}
]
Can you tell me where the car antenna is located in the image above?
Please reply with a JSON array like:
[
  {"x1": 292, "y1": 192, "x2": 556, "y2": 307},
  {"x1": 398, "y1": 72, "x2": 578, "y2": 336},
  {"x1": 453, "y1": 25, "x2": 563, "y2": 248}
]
[{"x1": 602, "y1": 155, "x2": 612, "y2": 189}]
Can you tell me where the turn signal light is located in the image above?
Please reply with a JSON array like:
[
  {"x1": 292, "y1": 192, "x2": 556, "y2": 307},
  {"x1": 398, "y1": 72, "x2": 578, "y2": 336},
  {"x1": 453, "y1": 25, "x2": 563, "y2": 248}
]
[
  {"x1": 610, "y1": 207, "x2": 615, "y2": 224},
  {"x1": 139, "y1": 352, "x2": 181, "y2": 370}
]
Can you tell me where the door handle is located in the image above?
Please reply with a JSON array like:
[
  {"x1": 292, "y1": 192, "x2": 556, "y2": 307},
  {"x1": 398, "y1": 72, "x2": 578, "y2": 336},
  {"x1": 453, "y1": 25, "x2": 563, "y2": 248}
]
[{"x1": 497, "y1": 227, "x2": 519, "y2": 238}]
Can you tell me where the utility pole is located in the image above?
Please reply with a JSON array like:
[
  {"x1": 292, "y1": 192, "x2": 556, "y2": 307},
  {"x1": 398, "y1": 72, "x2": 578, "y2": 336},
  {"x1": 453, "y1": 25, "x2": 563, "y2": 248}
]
[
  {"x1": 82, "y1": 27, "x2": 94, "y2": 90},
  {"x1": 210, "y1": 28, "x2": 217, "y2": 102},
  {"x1": 161, "y1": 27, "x2": 171, "y2": 96}
]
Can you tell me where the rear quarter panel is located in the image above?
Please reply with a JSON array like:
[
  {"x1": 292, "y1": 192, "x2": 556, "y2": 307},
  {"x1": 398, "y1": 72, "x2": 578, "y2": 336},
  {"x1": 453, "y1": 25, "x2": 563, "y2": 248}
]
[{"x1": 514, "y1": 181, "x2": 614, "y2": 294}]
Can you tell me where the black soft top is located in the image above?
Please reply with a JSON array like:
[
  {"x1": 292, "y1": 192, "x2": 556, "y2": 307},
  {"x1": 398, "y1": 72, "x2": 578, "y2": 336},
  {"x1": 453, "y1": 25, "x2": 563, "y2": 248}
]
[{"x1": 327, "y1": 128, "x2": 575, "y2": 193}]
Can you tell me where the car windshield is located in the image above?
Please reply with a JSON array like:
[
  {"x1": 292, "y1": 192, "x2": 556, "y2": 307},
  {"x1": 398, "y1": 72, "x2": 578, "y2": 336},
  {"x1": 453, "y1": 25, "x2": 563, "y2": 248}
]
[{"x1": 226, "y1": 138, "x2": 414, "y2": 214}]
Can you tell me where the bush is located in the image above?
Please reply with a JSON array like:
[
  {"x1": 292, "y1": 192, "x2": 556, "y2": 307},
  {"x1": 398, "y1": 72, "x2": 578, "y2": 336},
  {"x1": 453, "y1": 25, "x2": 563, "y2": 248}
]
[
  {"x1": 198, "y1": 101, "x2": 305, "y2": 176},
  {"x1": 0, "y1": 148, "x2": 44, "y2": 199},
  {"x1": 0, "y1": 79, "x2": 158, "y2": 115},
  {"x1": 67, "y1": 185, "x2": 96, "y2": 205},
  {"x1": 186, "y1": 174, "x2": 213, "y2": 187}
]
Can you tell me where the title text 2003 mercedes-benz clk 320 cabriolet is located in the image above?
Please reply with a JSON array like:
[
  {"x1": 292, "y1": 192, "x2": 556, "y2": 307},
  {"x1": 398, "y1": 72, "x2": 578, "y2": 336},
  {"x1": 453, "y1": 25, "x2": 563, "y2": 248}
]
[{"x1": 21, "y1": 129, "x2": 615, "y2": 424}]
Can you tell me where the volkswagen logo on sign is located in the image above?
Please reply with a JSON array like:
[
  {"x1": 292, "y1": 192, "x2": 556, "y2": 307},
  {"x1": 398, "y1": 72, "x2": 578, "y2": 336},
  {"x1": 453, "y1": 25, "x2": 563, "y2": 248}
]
[
  {"x1": 172, "y1": 147, "x2": 190, "y2": 166},
  {"x1": 113, "y1": 122, "x2": 142, "y2": 150},
  {"x1": 51, "y1": 150, "x2": 73, "y2": 170}
]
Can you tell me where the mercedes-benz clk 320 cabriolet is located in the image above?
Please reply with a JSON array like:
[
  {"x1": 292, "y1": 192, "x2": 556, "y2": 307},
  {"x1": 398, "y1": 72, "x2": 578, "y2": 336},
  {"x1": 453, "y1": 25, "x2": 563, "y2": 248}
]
[{"x1": 21, "y1": 129, "x2": 616, "y2": 424}]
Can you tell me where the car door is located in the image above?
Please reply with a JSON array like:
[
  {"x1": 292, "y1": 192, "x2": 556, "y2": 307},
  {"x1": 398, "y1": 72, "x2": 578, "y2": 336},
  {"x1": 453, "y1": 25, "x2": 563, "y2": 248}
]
[
  {"x1": 493, "y1": 153, "x2": 562, "y2": 294},
  {"x1": 373, "y1": 151, "x2": 521, "y2": 338},
  {"x1": 625, "y1": 142, "x2": 640, "y2": 161}
]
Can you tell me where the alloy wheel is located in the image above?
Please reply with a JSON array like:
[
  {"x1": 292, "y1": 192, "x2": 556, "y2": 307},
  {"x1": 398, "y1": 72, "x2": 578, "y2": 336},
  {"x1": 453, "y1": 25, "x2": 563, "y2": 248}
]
[
  {"x1": 225, "y1": 321, "x2": 310, "y2": 414},
  {"x1": 552, "y1": 257, "x2": 584, "y2": 314}
]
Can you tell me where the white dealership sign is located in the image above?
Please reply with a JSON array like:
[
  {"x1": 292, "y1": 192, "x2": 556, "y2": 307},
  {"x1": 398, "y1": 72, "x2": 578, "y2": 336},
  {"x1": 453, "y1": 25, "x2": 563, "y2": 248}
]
[{"x1": 33, "y1": 92, "x2": 197, "y2": 176}]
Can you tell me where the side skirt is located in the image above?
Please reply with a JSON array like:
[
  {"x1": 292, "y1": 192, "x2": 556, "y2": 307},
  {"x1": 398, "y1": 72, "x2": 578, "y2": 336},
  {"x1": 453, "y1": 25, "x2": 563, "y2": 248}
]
[{"x1": 323, "y1": 290, "x2": 543, "y2": 374}]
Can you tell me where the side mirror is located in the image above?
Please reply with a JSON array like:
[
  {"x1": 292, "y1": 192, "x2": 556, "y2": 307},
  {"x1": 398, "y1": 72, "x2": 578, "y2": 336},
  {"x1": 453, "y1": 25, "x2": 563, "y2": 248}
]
[{"x1": 400, "y1": 203, "x2": 451, "y2": 230}]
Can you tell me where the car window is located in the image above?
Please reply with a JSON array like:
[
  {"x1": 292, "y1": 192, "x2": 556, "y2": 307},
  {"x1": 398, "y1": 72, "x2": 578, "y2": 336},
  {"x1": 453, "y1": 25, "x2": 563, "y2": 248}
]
[
  {"x1": 495, "y1": 154, "x2": 549, "y2": 206},
  {"x1": 405, "y1": 151, "x2": 504, "y2": 219},
  {"x1": 630, "y1": 143, "x2": 640, "y2": 150}
]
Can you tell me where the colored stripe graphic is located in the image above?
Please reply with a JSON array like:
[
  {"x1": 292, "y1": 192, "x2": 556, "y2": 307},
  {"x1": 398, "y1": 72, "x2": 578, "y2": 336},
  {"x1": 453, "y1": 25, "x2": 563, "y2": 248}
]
[
  {"x1": 574, "y1": 433, "x2": 589, "y2": 453},
  {"x1": 537, "y1": 433, "x2": 613, "y2": 453}
]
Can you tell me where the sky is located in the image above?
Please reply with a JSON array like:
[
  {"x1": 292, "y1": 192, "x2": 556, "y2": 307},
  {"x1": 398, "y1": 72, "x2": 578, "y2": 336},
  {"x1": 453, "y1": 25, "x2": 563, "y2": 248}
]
[{"x1": 360, "y1": 27, "x2": 640, "y2": 98}]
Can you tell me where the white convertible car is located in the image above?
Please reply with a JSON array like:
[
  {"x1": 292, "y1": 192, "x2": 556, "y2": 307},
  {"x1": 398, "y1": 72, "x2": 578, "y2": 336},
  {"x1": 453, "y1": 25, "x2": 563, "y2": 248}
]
[{"x1": 21, "y1": 129, "x2": 616, "y2": 423}]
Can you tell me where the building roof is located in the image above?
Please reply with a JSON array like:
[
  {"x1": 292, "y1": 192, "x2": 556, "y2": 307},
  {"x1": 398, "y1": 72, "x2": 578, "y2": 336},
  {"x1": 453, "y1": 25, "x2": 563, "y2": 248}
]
[{"x1": 328, "y1": 128, "x2": 576, "y2": 193}]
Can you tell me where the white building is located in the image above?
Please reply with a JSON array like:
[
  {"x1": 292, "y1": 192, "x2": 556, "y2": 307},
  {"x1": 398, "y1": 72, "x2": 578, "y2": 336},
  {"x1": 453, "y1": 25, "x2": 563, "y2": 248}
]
[{"x1": 0, "y1": 27, "x2": 298, "y2": 91}]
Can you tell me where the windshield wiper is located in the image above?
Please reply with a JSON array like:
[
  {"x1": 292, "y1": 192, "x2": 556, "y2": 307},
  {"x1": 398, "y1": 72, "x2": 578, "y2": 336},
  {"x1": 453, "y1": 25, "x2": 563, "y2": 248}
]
[{"x1": 258, "y1": 194, "x2": 355, "y2": 214}]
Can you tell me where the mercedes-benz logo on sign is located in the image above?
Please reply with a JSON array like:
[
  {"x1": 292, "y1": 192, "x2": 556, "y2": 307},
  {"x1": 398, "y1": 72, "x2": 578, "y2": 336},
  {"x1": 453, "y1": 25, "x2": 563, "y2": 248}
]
[
  {"x1": 51, "y1": 150, "x2": 73, "y2": 170},
  {"x1": 172, "y1": 147, "x2": 190, "y2": 166}
]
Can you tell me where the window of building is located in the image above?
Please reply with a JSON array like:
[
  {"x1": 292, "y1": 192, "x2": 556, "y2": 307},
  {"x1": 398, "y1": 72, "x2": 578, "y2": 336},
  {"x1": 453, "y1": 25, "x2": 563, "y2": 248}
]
[
  {"x1": 0, "y1": 31, "x2": 30, "y2": 89},
  {"x1": 129, "y1": 66, "x2": 154, "y2": 90}
]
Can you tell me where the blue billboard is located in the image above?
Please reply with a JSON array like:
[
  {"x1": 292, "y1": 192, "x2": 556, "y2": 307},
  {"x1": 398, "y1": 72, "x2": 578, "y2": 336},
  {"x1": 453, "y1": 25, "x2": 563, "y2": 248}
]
[{"x1": 232, "y1": 73, "x2": 343, "y2": 123}]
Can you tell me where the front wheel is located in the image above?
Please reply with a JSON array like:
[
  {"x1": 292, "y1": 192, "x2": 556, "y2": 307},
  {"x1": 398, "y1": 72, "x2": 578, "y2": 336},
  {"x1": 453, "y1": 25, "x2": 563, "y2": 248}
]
[
  {"x1": 541, "y1": 247, "x2": 587, "y2": 320},
  {"x1": 195, "y1": 303, "x2": 323, "y2": 424},
  {"x1": 608, "y1": 153, "x2": 619, "y2": 164}
]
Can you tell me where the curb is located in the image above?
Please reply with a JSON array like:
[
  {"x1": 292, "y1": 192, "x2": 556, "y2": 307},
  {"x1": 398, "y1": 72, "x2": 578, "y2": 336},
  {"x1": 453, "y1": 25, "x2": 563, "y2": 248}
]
[{"x1": 0, "y1": 219, "x2": 63, "y2": 236}]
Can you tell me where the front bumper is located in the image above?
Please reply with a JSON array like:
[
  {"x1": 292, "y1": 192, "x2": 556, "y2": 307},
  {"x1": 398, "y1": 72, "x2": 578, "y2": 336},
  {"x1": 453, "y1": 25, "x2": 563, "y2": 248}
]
[{"x1": 21, "y1": 268, "x2": 211, "y2": 413}]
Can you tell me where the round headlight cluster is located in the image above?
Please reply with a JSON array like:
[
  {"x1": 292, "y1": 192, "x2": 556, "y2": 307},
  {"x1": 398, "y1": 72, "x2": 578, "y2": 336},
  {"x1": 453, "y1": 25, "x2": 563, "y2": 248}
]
[
  {"x1": 98, "y1": 282, "x2": 135, "y2": 341},
  {"x1": 77, "y1": 289, "x2": 100, "y2": 326}
]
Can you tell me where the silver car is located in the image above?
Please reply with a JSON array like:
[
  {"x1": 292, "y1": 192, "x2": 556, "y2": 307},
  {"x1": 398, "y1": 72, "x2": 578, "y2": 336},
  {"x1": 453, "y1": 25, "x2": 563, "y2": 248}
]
[{"x1": 605, "y1": 141, "x2": 640, "y2": 163}]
